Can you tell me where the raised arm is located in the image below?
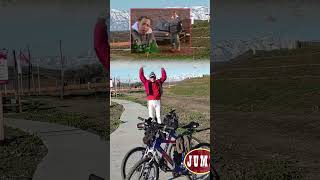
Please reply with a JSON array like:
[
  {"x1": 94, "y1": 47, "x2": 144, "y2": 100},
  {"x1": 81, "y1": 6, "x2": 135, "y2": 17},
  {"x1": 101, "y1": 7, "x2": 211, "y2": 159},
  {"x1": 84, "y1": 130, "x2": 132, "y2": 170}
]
[
  {"x1": 160, "y1": 68, "x2": 167, "y2": 83},
  {"x1": 139, "y1": 67, "x2": 147, "y2": 83}
]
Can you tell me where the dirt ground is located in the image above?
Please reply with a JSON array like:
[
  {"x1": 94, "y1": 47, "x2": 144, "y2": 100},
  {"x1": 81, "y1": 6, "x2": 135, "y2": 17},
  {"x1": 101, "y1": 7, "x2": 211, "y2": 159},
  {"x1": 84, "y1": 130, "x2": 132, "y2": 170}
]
[
  {"x1": 213, "y1": 50, "x2": 320, "y2": 179},
  {"x1": 213, "y1": 108, "x2": 320, "y2": 179}
]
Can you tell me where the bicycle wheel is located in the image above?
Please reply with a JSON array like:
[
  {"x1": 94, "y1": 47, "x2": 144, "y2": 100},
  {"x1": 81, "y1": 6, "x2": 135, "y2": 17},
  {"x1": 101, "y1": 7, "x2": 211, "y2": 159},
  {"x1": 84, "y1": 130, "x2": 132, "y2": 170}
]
[
  {"x1": 125, "y1": 157, "x2": 159, "y2": 180},
  {"x1": 121, "y1": 147, "x2": 146, "y2": 180}
]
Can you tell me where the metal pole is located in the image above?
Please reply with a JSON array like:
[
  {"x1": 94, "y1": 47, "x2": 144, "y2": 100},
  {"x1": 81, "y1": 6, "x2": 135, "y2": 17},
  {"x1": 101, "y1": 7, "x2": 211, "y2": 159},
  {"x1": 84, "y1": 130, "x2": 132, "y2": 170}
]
[
  {"x1": 128, "y1": 75, "x2": 131, "y2": 90},
  {"x1": 13, "y1": 50, "x2": 22, "y2": 112},
  {"x1": 0, "y1": 91, "x2": 4, "y2": 142},
  {"x1": 59, "y1": 40, "x2": 64, "y2": 100},
  {"x1": 31, "y1": 64, "x2": 36, "y2": 95},
  {"x1": 27, "y1": 45, "x2": 31, "y2": 94},
  {"x1": 37, "y1": 59, "x2": 41, "y2": 95},
  {"x1": 13, "y1": 50, "x2": 18, "y2": 97}
]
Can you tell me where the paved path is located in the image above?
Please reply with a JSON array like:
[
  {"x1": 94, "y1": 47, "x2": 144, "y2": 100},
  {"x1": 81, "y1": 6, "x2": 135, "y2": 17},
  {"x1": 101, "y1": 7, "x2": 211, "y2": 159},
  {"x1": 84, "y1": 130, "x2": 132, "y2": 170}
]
[
  {"x1": 111, "y1": 99, "x2": 188, "y2": 180},
  {"x1": 5, "y1": 118, "x2": 107, "y2": 180}
]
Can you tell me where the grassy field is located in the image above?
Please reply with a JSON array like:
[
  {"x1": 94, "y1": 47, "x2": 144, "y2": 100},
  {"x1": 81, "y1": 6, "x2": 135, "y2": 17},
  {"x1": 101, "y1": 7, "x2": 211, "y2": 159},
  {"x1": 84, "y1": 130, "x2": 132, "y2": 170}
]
[
  {"x1": 0, "y1": 127, "x2": 47, "y2": 179},
  {"x1": 110, "y1": 102, "x2": 124, "y2": 133},
  {"x1": 213, "y1": 48, "x2": 320, "y2": 179},
  {"x1": 4, "y1": 95, "x2": 121, "y2": 139},
  {"x1": 116, "y1": 76, "x2": 210, "y2": 143}
]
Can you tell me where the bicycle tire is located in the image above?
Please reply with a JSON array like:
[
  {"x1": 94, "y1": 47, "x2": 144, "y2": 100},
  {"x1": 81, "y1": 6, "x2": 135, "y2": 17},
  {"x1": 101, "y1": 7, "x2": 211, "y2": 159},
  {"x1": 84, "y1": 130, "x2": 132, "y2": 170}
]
[
  {"x1": 125, "y1": 157, "x2": 159, "y2": 180},
  {"x1": 121, "y1": 146, "x2": 146, "y2": 180}
]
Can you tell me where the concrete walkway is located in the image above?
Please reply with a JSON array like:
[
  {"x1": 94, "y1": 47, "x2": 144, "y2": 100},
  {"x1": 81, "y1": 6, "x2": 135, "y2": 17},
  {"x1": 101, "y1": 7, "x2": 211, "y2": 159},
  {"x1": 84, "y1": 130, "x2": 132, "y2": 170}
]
[
  {"x1": 5, "y1": 118, "x2": 107, "y2": 180},
  {"x1": 111, "y1": 99, "x2": 187, "y2": 180}
]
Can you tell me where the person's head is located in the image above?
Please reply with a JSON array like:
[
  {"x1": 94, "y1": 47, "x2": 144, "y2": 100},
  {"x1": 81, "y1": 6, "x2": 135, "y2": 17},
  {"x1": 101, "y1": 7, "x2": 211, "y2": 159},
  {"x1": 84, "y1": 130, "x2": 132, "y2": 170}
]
[
  {"x1": 171, "y1": 11, "x2": 178, "y2": 18},
  {"x1": 149, "y1": 72, "x2": 156, "y2": 82},
  {"x1": 138, "y1": 16, "x2": 151, "y2": 35}
]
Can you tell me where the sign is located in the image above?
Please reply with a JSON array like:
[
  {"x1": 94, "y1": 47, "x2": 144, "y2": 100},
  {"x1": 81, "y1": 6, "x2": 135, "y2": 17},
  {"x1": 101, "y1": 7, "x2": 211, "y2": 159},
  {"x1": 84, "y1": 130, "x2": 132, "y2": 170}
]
[
  {"x1": 110, "y1": 78, "x2": 113, "y2": 88},
  {"x1": 184, "y1": 148, "x2": 210, "y2": 175},
  {"x1": 0, "y1": 50, "x2": 8, "y2": 84}
]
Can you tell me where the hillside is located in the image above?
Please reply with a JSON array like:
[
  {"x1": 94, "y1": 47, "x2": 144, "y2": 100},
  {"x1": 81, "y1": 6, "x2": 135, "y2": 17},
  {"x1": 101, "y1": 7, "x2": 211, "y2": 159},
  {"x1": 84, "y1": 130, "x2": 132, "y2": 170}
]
[
  {"x1": 213, "y1": 48, "x2": 320, "y2": 179},
  {"x1": 213, "y1": 48, "x2": 320, "y2": 112}
]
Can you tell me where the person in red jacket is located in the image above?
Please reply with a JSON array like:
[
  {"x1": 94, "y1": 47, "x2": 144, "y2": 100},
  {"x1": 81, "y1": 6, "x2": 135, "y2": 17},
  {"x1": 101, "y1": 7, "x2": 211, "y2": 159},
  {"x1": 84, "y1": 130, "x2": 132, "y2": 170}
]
[
  {"x1": 94, "y1": 13, "x2": 109, "y2": 71},
  {"x1": 139, "y1": 67, "x2": 167, "y2": 124}
]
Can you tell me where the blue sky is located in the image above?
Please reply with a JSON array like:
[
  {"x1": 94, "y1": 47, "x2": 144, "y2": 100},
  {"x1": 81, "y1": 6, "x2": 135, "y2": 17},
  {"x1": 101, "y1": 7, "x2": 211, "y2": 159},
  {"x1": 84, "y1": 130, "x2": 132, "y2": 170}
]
[{"x1": 111, "y1": 0, "x2": 209, "y2": 10}]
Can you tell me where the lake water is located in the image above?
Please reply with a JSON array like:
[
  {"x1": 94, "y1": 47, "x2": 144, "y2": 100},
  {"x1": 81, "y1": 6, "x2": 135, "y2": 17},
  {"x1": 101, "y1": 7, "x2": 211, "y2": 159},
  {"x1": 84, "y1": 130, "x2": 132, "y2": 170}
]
[{"x1": 111, "y1": 60, "x2": 210, "y2": 82}]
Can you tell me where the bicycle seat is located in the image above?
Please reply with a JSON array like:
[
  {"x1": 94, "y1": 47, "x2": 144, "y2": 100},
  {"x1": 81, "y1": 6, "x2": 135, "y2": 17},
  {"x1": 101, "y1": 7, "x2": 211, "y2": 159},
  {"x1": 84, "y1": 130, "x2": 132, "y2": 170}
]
[{"x1": 181, "y1": 121, "x2": 199, "y2": 129}]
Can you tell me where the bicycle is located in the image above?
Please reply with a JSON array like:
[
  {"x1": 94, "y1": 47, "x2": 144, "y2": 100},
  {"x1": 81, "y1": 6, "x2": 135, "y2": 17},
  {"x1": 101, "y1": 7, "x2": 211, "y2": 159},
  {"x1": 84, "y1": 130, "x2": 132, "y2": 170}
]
[
  {"x1": 125, "y1": 122, "x2": 211, "y2": 180},
  {"x1": 121, "y1": 110, "x2": 210, "y2": 179}
]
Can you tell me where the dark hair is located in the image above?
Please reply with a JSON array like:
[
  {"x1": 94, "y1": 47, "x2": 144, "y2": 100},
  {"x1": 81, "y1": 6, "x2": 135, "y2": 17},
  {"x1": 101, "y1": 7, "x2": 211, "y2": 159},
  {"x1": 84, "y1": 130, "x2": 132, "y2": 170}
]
[{"x1": 138, "y1": 16, "x2": 151, "y2": 21}]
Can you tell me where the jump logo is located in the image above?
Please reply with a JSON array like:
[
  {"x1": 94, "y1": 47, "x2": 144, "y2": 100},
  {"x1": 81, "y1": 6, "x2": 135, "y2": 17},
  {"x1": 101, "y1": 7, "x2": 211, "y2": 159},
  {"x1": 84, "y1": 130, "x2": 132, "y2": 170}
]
[{"x1": 183, "y1": 148, "x2": 210, "y2": 174}]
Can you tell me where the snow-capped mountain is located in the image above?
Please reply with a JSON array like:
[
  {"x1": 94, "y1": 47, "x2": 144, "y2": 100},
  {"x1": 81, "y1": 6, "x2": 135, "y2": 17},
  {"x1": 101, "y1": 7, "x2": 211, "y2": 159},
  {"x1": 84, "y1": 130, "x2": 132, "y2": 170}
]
[
  {"x1": 110, "y1": 6, "x2": 210, "y2": 31},
  {"x1": 110, "y1": 9, "x2": 130, "y2": 32},
  {"x1": 213, "y1": 34, "x2": 297, "y2": 61}
]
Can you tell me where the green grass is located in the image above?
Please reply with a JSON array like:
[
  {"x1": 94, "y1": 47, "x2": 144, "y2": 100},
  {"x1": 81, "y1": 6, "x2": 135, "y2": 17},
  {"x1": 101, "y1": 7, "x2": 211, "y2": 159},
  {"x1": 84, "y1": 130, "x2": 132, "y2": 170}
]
[
  {"x1": 111, "y1": 48, "x2": 210, "y2": 60},
  {"x1": 110, "y1": 102, "x2": 124, "y2": 133},
  {"x1": 5, "y1": 97, "x2": 126, "y2": 139},
  {"x1": 7, "y1": 107, "x2": 126, "y2": 139},
  {"x1": 213, "y1": 78, "x2": 320, "y2": 112},
  {"x1": 168, "y1": 76, "x2": 210, "y2": 97},
  {"x1": 0, "y1": 127, "x2": 47, "y2": 179},
  {"x1": 6, "y1": 109, "x2": 111, "y2": 139},
  {"x1": 213, "y1": 48, "x2": 320, "y2": 112}
]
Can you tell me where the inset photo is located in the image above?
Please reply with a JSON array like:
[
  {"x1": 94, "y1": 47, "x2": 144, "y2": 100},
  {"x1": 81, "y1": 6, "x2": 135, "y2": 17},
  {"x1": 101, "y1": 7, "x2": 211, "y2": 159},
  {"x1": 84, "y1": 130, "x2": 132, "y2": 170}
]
[
  {"x1": 130, "y1": 8, "x2": 191, "y2": 54},
  {"x1": 111, "y1": 4, "x2": 210, "y2": 60}
]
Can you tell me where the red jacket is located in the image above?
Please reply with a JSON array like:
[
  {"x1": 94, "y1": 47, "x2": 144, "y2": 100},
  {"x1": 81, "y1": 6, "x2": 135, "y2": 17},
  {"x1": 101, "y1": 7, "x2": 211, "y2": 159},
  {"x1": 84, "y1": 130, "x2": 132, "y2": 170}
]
[
  {"x1": 94, "y1": 20, "x2": 110, "y2": 70},
  {"x1": 139, "y1": 67, "x2": 167, "y2": 100}
]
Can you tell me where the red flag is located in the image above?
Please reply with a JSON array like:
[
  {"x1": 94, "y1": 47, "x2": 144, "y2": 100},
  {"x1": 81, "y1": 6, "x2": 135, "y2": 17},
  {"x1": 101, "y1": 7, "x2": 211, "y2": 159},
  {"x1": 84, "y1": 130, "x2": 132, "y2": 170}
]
[
  {"x1": 94, "y1": 19, "x2": 110, "y2": 70},
  {"x1": 0, "y1": 49, "x2": 7, "y2": 59}
]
